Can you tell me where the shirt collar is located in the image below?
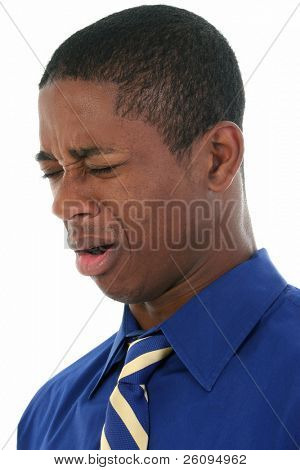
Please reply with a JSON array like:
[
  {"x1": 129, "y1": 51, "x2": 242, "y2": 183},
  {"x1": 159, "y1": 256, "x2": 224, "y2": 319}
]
[{"x1": 88, "y1": 247, "x2": 287, "y2": 398}]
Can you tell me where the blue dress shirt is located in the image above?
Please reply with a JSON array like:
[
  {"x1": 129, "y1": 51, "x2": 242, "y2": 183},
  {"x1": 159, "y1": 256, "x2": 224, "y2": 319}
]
[{"x1": 17, "y1": 248, "x2": 300, "y2": 449}]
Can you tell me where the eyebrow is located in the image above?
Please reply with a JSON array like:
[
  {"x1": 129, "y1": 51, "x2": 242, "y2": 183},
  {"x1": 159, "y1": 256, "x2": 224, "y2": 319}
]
[{"x1": 34, "y1": 146, "x2": 116, "y2": 162}]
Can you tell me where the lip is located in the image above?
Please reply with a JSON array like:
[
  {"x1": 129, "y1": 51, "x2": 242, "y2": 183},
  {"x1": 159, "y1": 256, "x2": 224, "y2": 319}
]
[{"x1": 75, "y1": 244, "x2": 119, "y2": 276}]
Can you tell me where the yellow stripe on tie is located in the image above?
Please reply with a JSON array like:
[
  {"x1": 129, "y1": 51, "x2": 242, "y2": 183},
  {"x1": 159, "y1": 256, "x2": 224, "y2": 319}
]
[
  {"x1": 140, "y1": 384, "x2": 148, "y2": 401},
  {"x1": 100, "y1": 426, "x2": 111, "y2": 449},
  {"x1": 109, "y1": 385, "x2": 148, "y2": 449},
  {"x1": 128, "y1": 336, "x2": 150, "y2": 349},
  {"x1": 119, "y1": 347, "x2": 173, "y2": 380}
]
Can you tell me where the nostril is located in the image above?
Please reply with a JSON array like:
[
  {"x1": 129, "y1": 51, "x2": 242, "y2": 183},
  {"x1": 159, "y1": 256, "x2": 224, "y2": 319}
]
[{"x1": 51, "y1": 198, "x2": 101, "y2": 221}]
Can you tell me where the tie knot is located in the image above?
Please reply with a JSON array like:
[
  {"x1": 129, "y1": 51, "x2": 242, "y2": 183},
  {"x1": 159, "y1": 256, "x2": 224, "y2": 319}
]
[{"x1": 118, "y1": 332, "x2": 173, "y2": 386}]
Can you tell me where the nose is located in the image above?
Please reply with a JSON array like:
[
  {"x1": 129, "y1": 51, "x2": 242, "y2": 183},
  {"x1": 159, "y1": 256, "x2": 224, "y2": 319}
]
[{"x1": 51, "y1": 173, "x2": 100, "y2": 222}]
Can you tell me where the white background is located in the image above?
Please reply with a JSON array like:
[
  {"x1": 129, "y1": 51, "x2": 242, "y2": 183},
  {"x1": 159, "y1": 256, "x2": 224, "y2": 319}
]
[{"x1": 0, "y1": 0, "x2": 299, "y2": 451}]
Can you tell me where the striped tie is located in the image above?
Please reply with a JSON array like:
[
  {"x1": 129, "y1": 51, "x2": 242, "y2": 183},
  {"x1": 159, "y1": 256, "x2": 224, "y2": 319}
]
[{"x1": 100, "y1": 332, "x2": 173, "y2": 450}]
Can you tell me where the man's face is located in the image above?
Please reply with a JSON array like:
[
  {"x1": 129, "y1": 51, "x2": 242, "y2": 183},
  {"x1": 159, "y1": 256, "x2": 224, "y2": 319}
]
[{"x1": 38, "y1": 79, "x2": 209, "y2": 303}]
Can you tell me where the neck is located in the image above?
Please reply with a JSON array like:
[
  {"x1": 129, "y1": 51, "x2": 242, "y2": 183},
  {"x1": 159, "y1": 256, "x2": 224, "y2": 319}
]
[{"x1": 130, "y1": 198, "x2": 257, "y2": 330}]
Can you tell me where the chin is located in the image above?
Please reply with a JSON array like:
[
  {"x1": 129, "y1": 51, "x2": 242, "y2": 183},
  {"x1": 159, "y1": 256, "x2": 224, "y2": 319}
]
[{"x1": 91, "y1": 276, "x2": 149, "y2": 304}]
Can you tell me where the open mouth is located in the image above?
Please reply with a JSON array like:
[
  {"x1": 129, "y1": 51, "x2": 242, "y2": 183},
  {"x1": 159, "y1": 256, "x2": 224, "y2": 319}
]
[
  {"x1": 75, "y1": 241, "x2": 118, "y2": 276},
  {"x1": 77, "y1": 243, "x2": 115, "y2": 255}
]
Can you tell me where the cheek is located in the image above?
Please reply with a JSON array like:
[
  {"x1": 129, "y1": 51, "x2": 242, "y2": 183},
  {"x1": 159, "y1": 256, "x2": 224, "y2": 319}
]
[
  {"x1": 118, "y1": 201, "x2": 186, "y2": 254},
  {"x1": 124, "y1": 160, "x2": 176, "y2": 199}
]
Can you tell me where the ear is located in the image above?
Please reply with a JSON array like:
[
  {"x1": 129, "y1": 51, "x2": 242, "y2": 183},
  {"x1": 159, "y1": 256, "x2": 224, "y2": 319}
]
[{"x1": 205, "y1": 121, "x2": 244, "y2": 192}]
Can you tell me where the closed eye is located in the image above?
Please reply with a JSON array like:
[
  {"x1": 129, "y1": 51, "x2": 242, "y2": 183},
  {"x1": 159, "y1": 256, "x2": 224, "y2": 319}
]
[
  {"x1": 41, "y1": 169, "x2": 63, "y2": 179},
  {"x1": 41, "y1": 166, "x2": 117, "y2": 179}
]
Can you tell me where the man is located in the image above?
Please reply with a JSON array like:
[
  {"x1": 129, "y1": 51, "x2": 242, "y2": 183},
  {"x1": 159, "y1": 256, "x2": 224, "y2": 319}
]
[{"x1": 17, "y1": 4, "x2": 300, "y2": 450}]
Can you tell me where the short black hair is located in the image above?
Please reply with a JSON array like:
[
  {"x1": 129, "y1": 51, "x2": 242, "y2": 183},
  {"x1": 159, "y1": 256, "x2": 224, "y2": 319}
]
[{"x1": 39, "y1": 4, "x2": 245, "y2": 184}]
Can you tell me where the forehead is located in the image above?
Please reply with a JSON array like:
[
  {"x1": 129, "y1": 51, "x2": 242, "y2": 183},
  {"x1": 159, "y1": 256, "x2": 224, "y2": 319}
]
[
  {"x1": 38, "y1": 80, "x2": 121, "y2": 143},
  {"x1": 38, "y1": 79, "x2": 119, "y2": 120},
  {"x1": 37, "y1": 78, "x2": 170, "y2": 162}
]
